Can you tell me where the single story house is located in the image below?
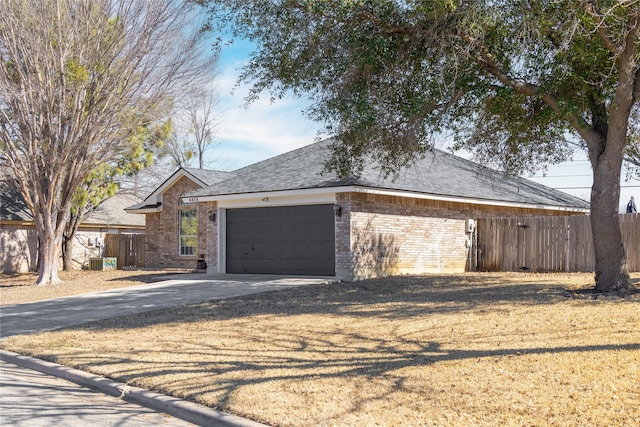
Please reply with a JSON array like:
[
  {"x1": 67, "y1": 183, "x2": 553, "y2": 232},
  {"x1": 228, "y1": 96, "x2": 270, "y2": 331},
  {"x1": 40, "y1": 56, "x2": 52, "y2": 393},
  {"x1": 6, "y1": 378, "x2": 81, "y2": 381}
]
[
  {"x1": 1, "y1": 173, "x2": 145, "y2": 272},
  {"x1": 126, "y1": 139, "x2": 590, "y2": 280}
]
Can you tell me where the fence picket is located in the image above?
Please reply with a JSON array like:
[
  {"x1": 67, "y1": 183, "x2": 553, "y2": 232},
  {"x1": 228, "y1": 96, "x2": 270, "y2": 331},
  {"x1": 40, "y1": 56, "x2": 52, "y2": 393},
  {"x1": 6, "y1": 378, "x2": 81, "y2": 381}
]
[
  {"x1": 476, "y1": 214, "x2": 638, "y2": 272},
  {"x1": 104, "y1": 233, "x2": 145, "y2": 268}
]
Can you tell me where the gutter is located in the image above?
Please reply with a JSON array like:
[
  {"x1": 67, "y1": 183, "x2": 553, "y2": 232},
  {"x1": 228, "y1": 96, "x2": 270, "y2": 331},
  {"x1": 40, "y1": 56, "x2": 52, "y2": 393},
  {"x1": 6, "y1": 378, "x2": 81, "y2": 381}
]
[{"x1": 181, "y1": 185, "x2": 590, "y2": 213}]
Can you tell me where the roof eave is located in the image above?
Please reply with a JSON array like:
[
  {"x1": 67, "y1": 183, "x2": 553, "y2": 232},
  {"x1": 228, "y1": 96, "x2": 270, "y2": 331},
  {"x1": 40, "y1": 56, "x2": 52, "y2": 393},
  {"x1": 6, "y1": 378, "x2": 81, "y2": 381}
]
[
  {"x1": 182, "y1": 185, "x2": 590, "y2": 212},
  {"x1": 124, "y1": 208, "x2": 162, "y2": 214},
  {"x1": 124, "y1": 204, "x2": 163, "y2": 214},
  {"x1": 137, "y1": 168, "x2": 207, "y2": 208},
  {"x1": 352, "y1": 187, "x2": 590, "y2": 212}
]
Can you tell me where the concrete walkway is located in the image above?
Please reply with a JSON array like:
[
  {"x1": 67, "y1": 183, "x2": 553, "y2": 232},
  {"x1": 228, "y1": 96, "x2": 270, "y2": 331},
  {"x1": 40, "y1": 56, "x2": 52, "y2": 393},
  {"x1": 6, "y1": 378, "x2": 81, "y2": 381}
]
[
  {"x1": 0, "y1": 358, "x2": 197, "y2": 427},
  {"x1": 1, "y1": 273, "x2": 338, "y2": 338},
  {"x1": 0, "y1": 273, "x2": 338, "y2": 426}
]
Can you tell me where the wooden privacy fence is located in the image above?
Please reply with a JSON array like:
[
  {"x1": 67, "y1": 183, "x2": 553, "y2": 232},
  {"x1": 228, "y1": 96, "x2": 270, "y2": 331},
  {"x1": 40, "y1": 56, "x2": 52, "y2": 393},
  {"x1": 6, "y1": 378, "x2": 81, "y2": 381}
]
[
  {"x1": 476, "y1": 214, "x2": 639, "y2": 272},
  {"x1": 105, "y1": 233, "x2": 145, "y2": 269}
]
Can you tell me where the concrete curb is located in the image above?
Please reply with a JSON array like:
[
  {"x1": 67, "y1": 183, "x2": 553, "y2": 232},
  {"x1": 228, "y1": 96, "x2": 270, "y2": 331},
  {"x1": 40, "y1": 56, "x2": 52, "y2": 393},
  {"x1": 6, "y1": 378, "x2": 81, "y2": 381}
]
[{"x1": 0, "y1": 349, "x2": 268, "y2": 427}]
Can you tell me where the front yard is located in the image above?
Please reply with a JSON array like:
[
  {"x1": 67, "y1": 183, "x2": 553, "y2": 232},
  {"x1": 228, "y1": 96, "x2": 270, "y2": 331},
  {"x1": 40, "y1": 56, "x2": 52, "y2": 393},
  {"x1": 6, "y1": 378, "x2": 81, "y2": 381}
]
[{"x1": 1, "y1": 272, "x2": 639, "y2": 426}]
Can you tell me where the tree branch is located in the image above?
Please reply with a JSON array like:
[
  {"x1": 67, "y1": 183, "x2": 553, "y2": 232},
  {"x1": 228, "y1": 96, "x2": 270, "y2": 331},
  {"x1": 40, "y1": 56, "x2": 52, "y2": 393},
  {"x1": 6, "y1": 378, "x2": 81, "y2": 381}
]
[
  {"x1": 460, "y1": 31, "x2": 600, "y2": 146},
  {"x1": 579, "y1": 0, "x2": 624, "y2": 55}
]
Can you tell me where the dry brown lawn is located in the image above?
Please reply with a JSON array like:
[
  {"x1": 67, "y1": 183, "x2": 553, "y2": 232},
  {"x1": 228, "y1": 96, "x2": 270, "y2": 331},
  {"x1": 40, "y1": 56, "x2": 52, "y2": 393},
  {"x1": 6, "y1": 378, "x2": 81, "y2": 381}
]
[
  {"x1": 1, "y1": 271, "x2": 639, "y2": 427},
  {"x1": 0, "y1": 269, "x2": 190, "y2": 305}
]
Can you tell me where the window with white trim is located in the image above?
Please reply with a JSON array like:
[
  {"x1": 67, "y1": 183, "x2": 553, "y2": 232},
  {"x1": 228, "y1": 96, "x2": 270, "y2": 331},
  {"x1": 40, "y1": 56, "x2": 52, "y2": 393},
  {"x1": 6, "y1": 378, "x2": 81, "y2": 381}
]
[{"x1": 179, "y1": 209, "x2": 197, "y2": 256}]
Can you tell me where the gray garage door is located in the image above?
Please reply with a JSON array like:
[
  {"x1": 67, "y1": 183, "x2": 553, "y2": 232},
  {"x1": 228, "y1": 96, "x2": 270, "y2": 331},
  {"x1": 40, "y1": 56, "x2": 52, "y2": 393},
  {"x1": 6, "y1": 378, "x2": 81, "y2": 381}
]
[{"x1": 226, "y1": 205, "x2": 335, "y2": 275}]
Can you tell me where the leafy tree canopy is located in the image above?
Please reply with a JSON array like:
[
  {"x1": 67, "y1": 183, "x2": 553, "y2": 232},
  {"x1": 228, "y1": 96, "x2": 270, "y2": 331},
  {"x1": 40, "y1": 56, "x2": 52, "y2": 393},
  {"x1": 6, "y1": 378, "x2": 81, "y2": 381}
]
[
  {"x1": 200, "y1": 0, "x2": 640, "y2": 293},
  {"x1": 202, "y1": 0, "x2": 638, "y2": 177}
]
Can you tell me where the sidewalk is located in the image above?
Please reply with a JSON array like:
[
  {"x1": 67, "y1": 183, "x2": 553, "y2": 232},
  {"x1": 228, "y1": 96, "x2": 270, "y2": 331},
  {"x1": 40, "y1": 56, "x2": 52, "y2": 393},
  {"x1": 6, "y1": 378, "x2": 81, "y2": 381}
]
[{"x1": 0, "y1": 350, "x2": 266, "y2": 427}]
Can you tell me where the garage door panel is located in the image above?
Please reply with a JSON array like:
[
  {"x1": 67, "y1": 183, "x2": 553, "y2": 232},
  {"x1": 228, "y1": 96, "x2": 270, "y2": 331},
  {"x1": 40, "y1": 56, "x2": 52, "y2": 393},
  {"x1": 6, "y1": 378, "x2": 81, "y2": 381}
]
[
  {"x1": 280, "y1": 241, "x2": 295, "y2": 258},
  {"x1": 266, "y1": 223, "x2": 281, "y2": 235},
  {"x1": 308, "y1": 241, "x2": 333, "y2": 257},
  {"x1": 266, "y1": 241, "x2": 281, "y2": 253},
  {"x1": 227, "y1": 259, "x2": 246, "y2": 272},
  {"x1": 227, "y1": 242, "x2": 250, "y2": 254},
  {"x1": 226, "y1": 205, "x2": 335, "y2": 275}
]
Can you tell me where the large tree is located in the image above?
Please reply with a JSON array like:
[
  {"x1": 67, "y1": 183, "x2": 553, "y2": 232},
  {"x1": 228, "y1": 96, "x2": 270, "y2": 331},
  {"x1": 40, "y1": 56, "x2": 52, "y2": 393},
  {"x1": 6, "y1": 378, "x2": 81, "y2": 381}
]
[
  {"x1": 202, "y1": 0, "x2": 639, "y2": 294},
  {"x1": 0, "y1": 0, "x2": 215, "y2": 285},
  {"x1": 62, "y1": 119, "x2": 170, "y2": 271}
]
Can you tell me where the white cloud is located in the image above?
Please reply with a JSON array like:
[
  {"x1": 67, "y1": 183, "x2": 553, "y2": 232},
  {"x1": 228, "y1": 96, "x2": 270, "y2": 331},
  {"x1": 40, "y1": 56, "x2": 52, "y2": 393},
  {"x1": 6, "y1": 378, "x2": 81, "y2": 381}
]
[{"x1": 206, "y1": 60, "x2": 324, "y2": 169}]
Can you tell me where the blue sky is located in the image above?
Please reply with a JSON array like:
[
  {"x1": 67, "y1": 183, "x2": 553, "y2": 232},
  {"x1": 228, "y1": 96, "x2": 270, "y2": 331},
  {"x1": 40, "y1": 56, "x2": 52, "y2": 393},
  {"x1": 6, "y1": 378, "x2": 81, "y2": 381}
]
[
  {"x1": 207, "y1": 38, "x2": 639, "y2": 213},
  {"x1": 207, "y1": 38, "x2": 323, "y2": 171}
]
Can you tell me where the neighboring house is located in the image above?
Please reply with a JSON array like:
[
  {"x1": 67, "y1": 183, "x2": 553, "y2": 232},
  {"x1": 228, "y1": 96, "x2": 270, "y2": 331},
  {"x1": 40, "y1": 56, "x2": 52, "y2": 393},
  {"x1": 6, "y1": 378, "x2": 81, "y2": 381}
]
[
  {"x1": 128, "y1": 140, "x2": 590, "y2": 279},
  {"x1": 0, "y1": 177, "x2": 145, "y2": 273}
]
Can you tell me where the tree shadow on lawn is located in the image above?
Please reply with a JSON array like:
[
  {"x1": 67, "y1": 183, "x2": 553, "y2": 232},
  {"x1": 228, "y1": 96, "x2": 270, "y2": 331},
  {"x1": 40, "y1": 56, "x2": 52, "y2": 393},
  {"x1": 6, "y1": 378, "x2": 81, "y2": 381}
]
[
  {"x1": 62, "y1": 274, "x2": 560, "y2": 328},
  {"x1": 107, "y1": 272, "x2": 191, "y2": 284},
  {"x1": 30, "y1": 273, "x2": 640, "y2": 422},
  {"x1": 72, "y1": 273, "x2": 638, "y2": 327},
  {"x1": 57, "y1": 337, "x2": 640, "y2": 420}
]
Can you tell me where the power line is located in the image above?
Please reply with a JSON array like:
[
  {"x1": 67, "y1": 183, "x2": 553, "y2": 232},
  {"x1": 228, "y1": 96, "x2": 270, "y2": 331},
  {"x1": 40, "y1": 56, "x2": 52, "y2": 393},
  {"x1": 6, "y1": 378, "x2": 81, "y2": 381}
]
[
  {"x1": 530, "y1": 174, "x2": 593, "y2": 178},
  {"x1": 555, "y1": 185, "x2": 640, "y2": 189}
]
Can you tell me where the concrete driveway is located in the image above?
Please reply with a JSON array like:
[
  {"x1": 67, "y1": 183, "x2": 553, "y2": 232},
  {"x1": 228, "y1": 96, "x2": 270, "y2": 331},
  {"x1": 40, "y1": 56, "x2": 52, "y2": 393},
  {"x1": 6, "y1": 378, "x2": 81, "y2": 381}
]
[{"x1": 0, "y1": 273, "x2": 338, "y2": 338}]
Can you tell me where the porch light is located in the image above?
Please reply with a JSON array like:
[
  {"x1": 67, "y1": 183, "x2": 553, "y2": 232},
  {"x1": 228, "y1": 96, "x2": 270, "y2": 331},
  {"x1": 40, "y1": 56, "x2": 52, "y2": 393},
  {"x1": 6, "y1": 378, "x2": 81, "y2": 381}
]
[{"x1": 334, "y1": 204, "x2": 342, "y2": 217}]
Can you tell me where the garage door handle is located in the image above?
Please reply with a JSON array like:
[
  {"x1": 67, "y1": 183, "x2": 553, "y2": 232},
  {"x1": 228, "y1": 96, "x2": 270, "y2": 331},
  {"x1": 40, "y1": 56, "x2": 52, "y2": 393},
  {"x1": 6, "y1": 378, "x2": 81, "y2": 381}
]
[{"x1": 251, "y1": 245, "x2": 255, "y2": 250}]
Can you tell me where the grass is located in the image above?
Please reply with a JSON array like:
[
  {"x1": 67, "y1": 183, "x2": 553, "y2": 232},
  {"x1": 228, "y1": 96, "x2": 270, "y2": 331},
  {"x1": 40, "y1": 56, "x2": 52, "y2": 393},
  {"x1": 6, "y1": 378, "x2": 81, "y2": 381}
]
[{"x1": 1, "y1": 271, "x2": 639, "y2": 426}]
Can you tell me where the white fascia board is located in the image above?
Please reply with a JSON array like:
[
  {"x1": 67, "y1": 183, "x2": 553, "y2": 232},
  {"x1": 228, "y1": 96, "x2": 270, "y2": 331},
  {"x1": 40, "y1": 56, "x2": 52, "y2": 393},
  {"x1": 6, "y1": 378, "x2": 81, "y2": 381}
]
[
  {"x1": 184, "y1": 186, "x2": 353, "y2": 206},
  {"x1": 124, "y1": 207, "x2": 161, "y2": 214},
  {"x1": 187, "y1": 185, "x2": 589, "y2": 213},
  {"x1": 144, "y1": 169, "x2": 205, "y2": 205},
  {"x1": 218, "y1": 191, "x2": 339, "y2": 209}
]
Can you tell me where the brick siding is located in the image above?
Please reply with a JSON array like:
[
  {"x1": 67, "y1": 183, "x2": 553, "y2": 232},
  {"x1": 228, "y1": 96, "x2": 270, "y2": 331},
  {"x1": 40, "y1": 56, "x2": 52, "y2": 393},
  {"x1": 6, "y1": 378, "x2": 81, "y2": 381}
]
[
  {"x1": 145, "y1": 183, "x2": 585, "y2": 277},
  {"x1": 144, "y1": 176, "x2": 210, "y2": 269},
  {"x1": 336, "y1": 192, "x2": 585, "y2": 279}
]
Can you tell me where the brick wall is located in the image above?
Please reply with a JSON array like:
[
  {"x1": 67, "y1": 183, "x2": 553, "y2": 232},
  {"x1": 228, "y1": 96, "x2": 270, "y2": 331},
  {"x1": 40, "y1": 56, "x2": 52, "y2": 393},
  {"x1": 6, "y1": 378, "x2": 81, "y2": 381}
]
[
  {"x1": 336, "y1": 192, "x2": 586, "y2": 280},
  {"x1": 144, "y1": 176, "x2": 210, "y2": 269},
  {"x1": 204, "y1": 201, "x2": 217, "y2": 271}
]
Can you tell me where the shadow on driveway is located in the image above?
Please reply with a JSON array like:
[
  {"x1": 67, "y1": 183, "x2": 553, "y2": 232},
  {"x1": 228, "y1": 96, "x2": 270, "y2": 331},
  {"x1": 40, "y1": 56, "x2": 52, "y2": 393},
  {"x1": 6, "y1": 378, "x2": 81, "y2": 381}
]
[{"x1": 0, "y1": 274, "x2": 338, "y2": 338}]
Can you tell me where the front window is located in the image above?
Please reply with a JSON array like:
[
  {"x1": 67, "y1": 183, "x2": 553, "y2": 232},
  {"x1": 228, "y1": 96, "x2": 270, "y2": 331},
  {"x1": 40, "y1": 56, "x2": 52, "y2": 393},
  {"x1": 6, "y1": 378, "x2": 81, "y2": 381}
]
[{"x1": 179, "y1": 209, "x2": 197, "y2": 256}]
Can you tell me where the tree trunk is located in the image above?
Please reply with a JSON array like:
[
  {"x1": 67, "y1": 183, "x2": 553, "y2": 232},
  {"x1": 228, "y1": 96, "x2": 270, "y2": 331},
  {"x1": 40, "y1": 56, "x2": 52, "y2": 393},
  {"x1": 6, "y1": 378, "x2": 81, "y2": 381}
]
[
  {"x1": 62, "y1": 231, "x2": 75, "y2": 271},
  {"x1": 36, "y1": 226, "x2": 63, "y2": 286},
  {"x1": 590, "y1": 145, "x2": 631, "y2": 295},
  {"x1": 62, "y1": 216, "x2": 81, "y2": 272}
]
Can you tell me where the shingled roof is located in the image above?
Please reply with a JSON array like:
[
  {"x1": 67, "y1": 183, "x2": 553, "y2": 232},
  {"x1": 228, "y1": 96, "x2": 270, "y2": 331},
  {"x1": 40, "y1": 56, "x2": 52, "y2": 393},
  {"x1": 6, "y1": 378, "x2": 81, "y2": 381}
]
[
  {"x1": 125, "y1": 167, "x2": 233, "y2": 212},
  {"x1": 182, "y1": 168, "x2": 233, "y2": 186},
  {"x1": 186, "y1": 139, "x2": 590, "y2": 210}
]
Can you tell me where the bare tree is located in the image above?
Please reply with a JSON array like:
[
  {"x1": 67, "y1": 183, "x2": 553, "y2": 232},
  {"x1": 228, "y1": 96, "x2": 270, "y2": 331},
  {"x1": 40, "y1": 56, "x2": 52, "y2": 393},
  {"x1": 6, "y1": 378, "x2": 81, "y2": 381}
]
[
  {"x1": 161, "y1": 84, "x2": 221, "y2": 169},
  {"x1": 184, "y1": 87, "x2": 221, "y2": 169},
  {"x1": 0, "y1": 0, "x2": 216, "y2": 285}
]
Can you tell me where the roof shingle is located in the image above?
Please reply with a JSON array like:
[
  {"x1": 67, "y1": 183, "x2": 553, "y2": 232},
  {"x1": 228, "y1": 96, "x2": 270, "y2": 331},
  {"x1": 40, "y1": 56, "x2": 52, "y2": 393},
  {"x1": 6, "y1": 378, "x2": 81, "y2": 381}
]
[{"x1": 187, "y1": 139, "x2": 590, "y2": 209}]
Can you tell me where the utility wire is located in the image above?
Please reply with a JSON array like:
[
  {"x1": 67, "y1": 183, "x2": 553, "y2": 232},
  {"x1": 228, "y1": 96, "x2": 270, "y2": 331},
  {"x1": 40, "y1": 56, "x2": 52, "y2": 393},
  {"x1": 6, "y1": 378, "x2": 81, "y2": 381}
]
[{"x1": 555, "y1": 185, "x2": 640, "y2": 189}]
